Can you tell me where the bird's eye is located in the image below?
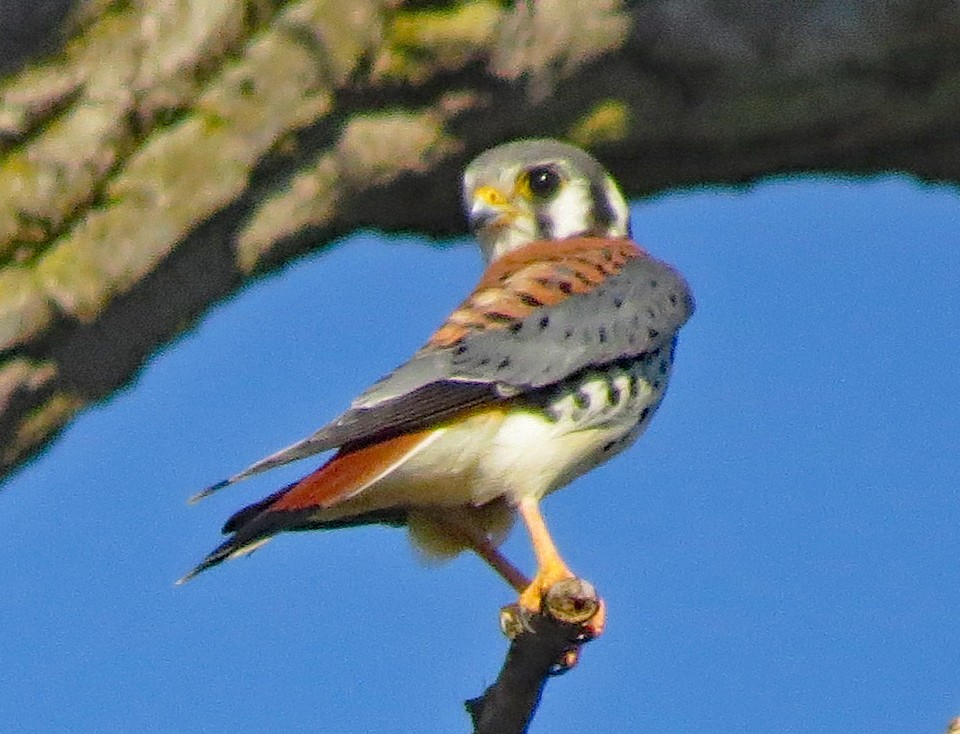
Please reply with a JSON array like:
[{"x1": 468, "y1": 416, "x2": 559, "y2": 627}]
[{"x1": 523, "y1": 165, "x2": 562, "y2": 199}]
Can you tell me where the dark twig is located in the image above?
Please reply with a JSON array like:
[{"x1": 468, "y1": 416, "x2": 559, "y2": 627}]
[{"x1": 466, "y1": 578, "x2": 603, "y2": 734}]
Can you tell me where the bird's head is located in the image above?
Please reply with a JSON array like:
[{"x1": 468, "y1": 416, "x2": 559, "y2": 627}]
[{"x1": 462, "y1": 139, "x2": 630, "y2": 262}]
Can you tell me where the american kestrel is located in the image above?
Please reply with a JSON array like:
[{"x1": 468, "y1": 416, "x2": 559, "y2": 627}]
[{"x1": 180, "y1": 139, "x2": 694, "y2": 624}]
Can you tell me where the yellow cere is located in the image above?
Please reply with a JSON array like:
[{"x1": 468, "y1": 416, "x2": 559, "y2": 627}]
[{"x1": 474, "y1": 185, "x2": 510, "y2": 207}]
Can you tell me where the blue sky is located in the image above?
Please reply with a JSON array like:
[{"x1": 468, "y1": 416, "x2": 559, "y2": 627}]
[{"x1": 1, "y1": 176, "x2": 958, "y2": 733}]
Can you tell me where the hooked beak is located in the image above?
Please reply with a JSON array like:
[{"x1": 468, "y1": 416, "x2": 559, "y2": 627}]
[{"x1": 469, "y1": 185, "x2": 520, "y2": 233}]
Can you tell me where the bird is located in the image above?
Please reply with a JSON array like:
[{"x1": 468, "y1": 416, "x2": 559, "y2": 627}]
[{"x1": 179, "y1": 138, "x2": 694, "y2": 629}]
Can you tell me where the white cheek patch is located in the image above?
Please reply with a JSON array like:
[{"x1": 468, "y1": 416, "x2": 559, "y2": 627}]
[{"x1": 546, "y1": 180, "x2": 593, "y2": 240}]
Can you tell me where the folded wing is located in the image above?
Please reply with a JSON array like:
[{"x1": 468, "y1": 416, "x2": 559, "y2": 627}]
[{"x1": 191, "y1": 237, "x2": 694, "y2": 502}]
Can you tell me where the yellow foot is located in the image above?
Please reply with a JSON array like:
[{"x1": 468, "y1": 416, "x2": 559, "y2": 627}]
[
  {"x1": 517, "y1": 578, "x2": 552, "y2": 615},
  {"x1": 517, "y1": 558, "x2": 576, "y2": 614}
]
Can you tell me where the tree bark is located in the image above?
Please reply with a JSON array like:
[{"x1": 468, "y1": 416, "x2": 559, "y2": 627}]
[{"x1": 2, "y1": 0, "x2": 960, "y2": 480}]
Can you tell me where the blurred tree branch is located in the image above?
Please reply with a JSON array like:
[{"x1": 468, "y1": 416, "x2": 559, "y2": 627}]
[
  {"x1": 466, "y1": 579, "x2": 603, "y2": 733},
  {"x1": 2, "y1": 0, "x2": 960, "y2": 480}
]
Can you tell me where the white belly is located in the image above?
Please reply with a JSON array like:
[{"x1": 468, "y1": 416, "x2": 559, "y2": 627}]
[
  {"x1": 473, "y1": 364, "x2": 661, "y2": 504},
  {"x1": 324, "y1": 357, "x2": 666, "y2": 521}
]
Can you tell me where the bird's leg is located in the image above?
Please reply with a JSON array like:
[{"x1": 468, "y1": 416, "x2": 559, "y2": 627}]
[
  {"x1": 516, "y1": 496, "x2": 605, "y2": 637},
  {"x1": 470, "y1": 531, "x2": 530, "y2": 593},
  {"x1": 516, "y1": 496, "x2": 575, "y2": 611},
  {"x1": 420, "y1": 508, "x2": 530, "y2": 592}
]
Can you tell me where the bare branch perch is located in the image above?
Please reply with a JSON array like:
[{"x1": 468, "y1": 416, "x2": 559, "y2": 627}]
[{"x1": 466, "y1": 579, "x2": 603, "y2": 734}]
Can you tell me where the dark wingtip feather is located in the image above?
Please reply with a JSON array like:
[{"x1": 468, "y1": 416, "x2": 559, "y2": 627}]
[
  {"x1": 174, "y1": 541, "x2": 232, "y2": 585},
  {"x1": 174, "y1": 536, "x2": 271, "y2": 585},
  {"x1": 174, "y1": 566, "x2": 204, "y2": 586},
  {"x1": 187, "y1": 478, "x2": 232, "y2": 505}
]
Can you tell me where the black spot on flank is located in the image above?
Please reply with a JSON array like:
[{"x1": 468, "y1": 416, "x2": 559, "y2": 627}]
[
  {"x1": 508, "y1": 322, "x2": 522, "y2": 333},
  {"x1": 478, "y1": 358, "x2": 490, "y2": 366},
  {"x1": 668, "y1": 293, "x2": 678, "y2": 306},
  {"x1": 648, "y1": 328, "x2": 660, "y2": 340},
  {"x1": 598, "y1": 326, "x2": 608, "y2": 343},
  {"x1": 612, "y1": 296, "x2": 624, "y2": 309},
  {"x1": 649, "y1": 279, "x2": 659, "y2": 288},
  {"x1": 539, "y1": 315, "x2": 550, "y2": 330},
  {"x1": 646, "y1": 308, "x2": 656, "y2": 319},
  {"x1": 453, "y1": 344, "x2": 468, "y2": 355},
  {"x1": 564, "y1": 328, "x2": 574, "y2": 339},
  {"x1": 497, "y1": 357, "x2": 512, "y2": 370}
]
